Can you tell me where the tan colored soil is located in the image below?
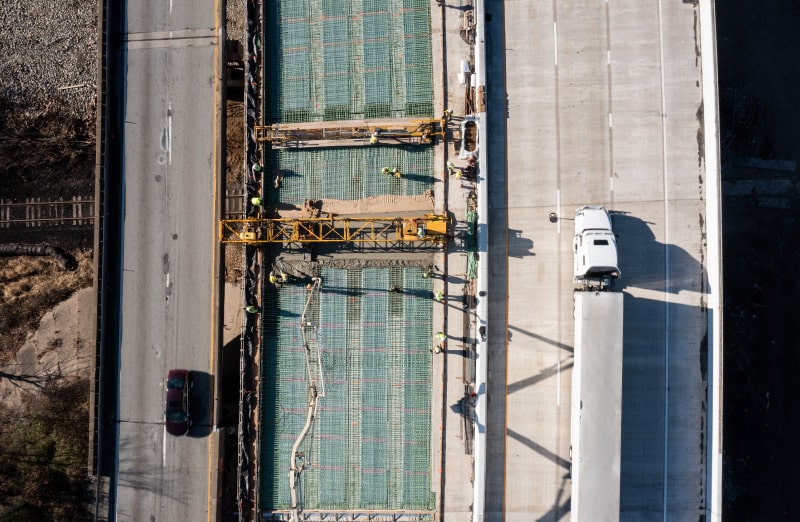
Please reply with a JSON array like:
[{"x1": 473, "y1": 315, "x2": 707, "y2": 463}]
[
  {"x1": 0, "y1": 287, "x2": 94, "y2": 409},
  {"x1": 277, "y1": 193, "x2": 434, "y2": 218}
]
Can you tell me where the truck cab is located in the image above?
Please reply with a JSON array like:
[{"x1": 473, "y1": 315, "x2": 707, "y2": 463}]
[{"x1": 573, "y1": 206, "x2": 620, "y2": 286}]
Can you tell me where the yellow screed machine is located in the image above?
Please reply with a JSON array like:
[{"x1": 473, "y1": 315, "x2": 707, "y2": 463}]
[{"x1": 219, "y1": 214, "x2": 450, "y2": 245}]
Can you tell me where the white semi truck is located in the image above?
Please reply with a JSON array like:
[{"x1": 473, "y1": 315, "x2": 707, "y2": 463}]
[
  {"x1": 573, "y1": 206, "x2": 620, "y2": 289},
  {"x1": 571, "y1": 205, "x2": 623, "y2": 522}
]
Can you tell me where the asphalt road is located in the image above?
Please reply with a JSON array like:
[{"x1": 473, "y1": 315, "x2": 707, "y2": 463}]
[
  {"x1": 114, "y1": 0, "x2": 221, "y2": 520},
  {"x1": 486, "y1": 0, "x2": 713, "y2": 520}
]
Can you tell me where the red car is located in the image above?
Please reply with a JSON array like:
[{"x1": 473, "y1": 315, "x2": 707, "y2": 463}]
[{"x1": 164, "y1": 369, "x2": 192, "y2": 435}]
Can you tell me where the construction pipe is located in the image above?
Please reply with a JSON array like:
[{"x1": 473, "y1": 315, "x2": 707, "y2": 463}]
[
  {"x1": 289, "y1": 388, "x2": 317, "y2": 522},
  {"x1": 0, "y1": 243, "x2": 78, "y2": 271},
  {"x1": 289, "y1": 277, "x2": 325, "y2": 522}
]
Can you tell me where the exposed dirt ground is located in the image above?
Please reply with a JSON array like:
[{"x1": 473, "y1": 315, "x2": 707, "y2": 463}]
[
  {"x1": 0, "y1": 287, "x2": 95, "y2": 409},
  {"x1": 0, "y1": 74, "x2": 95, "y2": 355},
  {"x1": 717, "y1": 1, "x2": 800, "y2": 519},
  {"x1": 0, "y1": 0, "x2": 96, "y2": 361},
  {"x1": 0, "y1": 250, "x2": 93, "y2": 367},
  {"x1": 0, "y1": 1, "x2": 97, "y2": 516}
]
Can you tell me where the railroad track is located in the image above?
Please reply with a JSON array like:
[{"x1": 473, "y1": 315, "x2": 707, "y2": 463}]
[{"x1": 0, "y1": 189, "x2": 247, "y2": 229}]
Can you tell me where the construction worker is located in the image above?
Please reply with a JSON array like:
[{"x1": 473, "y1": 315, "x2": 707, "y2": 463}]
[
  {"x1": 251, "y1": 196, "x2": 263, "y2": 207},
  {"x1": 392, "y1": 167, "x2": 401, "y2": 179},
  {"x1": 447, "y1": 161, "x2": 455, "y2": 173},
  {"x1": 435, "y1": 331, "x2": 447, "y2": 342},
  {"x1": 389, "y1": 285, "x2": 401, "y2": 293},
  {"x1": 434, "y1": 290, "x2": 445, "y2": 302},
  {"x1": 433, "y1": 343, "x2": 444, "y2": 354},
  {"x1": 245, "y1": 305, "x2": 259, "y2": 314},
  {"x1": 252, "y1": 163, "x2": 263, "y2": 175},
  {"x1": 423, "y1": 265, "x2": 439, "y2": 279},
  {"x1": 269, "y1": 271, "x2": 279, "y2": 285},
  {"x1": 370, "y1": 132, "x2": 379, "y2": 145},
  {"x1": 382, "y1": 167, "x2": 391, "y2": 175}
]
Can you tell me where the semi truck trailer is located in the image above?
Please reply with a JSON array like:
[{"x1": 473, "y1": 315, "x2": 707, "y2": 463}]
[{"x1": 571, "y1": 290, "x2": 624, "y2": 522}]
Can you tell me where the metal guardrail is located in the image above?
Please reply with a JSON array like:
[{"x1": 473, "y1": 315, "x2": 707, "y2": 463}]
[{"x1": 92, "y1": 0, "x2": 110, "y2": 518}]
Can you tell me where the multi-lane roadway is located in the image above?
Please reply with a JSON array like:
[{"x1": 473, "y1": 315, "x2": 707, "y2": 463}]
[
  {"x1": 114, "y1": 0, "x2": 222, "y2": 520},
  {"x1": 485, "y1": 0, "x2": 719, "y2": 520}
]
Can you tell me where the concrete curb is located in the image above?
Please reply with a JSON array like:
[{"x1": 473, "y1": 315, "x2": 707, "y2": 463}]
[
  {"x1": 471, "y1": 1, "x2": 490, "y2": 520},
  {"x1": 698, "y1": 0, "x2": 723, "y2": 520}
]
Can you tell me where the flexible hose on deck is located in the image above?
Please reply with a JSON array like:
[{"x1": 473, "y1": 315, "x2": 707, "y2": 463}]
[{"x1": 289, "y1": 389, "x2": 317, "y2": 522}]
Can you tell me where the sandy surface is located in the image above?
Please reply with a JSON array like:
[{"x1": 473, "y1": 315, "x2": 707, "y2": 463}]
[
  {"x1": 0, "y1": 287, "x2": 94, "y2": 409},
  {"x1": 222, "y1": 281, "x2": 246, "y2": 347},
  {"x1": 276, "y1": 193, "x2": 435, "y2": 218}
]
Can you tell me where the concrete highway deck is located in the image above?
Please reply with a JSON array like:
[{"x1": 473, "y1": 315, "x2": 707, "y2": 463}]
[
  {"x1": 485, "y1": 0, "x2": 718, "y2": 520},
  {"x1": 114, "y1": 0, "x2": 222, "y2": 520}
]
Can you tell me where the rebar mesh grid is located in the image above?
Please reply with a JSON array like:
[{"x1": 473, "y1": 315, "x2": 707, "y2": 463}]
[
  {"x1": 258, "y1": 267, "x2": 435, "y2": 511},
  {"x1": 264, "y1": 0, "x2": 434, "y2": 123},
  {"x1": 264, "y1": 146, "x2": 434, "y2": 205}
]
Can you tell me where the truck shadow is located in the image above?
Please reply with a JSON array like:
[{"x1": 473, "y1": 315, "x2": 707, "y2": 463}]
[
  {"x1": 612, "y1": 212, "x2": 709, "y2": 294},
  {"x1": 608, "y1": 212, "x2": 710, "y2": 510},
  {"x1": 619, "y1": 293, "x2": 709, "y2": 512}
]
